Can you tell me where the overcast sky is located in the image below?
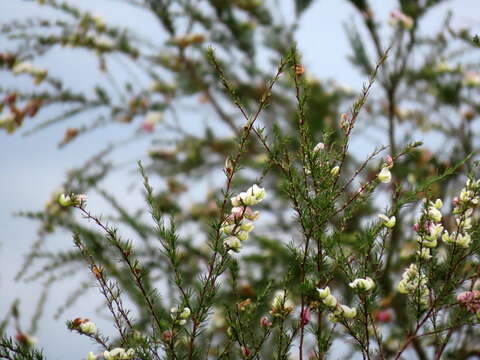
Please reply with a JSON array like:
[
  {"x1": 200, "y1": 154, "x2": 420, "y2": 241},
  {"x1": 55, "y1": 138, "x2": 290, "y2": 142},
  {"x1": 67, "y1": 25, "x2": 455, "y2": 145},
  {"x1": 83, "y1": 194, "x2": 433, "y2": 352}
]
[{"x1": 1, "y1": 0, "x2": 480, "y2": 359}]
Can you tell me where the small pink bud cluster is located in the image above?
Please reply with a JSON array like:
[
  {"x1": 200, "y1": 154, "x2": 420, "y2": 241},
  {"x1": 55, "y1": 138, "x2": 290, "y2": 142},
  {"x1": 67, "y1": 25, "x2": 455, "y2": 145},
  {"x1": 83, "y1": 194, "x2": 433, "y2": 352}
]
[{"x1": 457, "y1": 291, "x2": 480, "y2": 318}]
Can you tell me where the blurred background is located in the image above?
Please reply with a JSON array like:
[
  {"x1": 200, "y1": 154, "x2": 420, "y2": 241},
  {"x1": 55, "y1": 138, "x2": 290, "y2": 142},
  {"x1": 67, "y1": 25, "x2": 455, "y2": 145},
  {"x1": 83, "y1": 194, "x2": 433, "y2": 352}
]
[{"x1": 1, "y1": 0, "x2": 479, "y2": 359}]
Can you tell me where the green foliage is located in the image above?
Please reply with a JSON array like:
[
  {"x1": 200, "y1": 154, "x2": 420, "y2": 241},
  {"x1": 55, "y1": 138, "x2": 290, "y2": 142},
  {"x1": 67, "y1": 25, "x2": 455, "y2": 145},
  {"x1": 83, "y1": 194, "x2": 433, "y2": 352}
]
[{"x1": 2, "y1": 0, "x2": 480, "y2": 359}]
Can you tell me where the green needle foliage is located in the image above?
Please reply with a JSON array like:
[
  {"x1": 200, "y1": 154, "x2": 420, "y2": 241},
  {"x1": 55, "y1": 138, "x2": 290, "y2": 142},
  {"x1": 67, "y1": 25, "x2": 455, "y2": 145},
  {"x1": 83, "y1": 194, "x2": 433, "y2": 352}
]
[{"x1": 2, "y1": 1, "x2": 480, "y2": 359}]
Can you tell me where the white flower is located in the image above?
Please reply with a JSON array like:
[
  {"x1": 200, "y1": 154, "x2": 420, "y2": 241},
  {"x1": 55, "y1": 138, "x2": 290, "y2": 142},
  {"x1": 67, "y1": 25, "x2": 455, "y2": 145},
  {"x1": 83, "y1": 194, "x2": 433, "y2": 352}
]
[
  {"x1": 231, "y1": 185, "x2": 266, "y2": 206},
  {"x1": 223, "y1": 236, "x2": 242, "y2": 252},
  {"x1": 236, "y1": 230, "x2": 249, "y2": 242},
  {"x1": 12, "y1": 62, "x2": 34, "y2": 75},
  {"x1": 145, "y1": 111, "x2": 163, "y2": 125},
  {"x1": 463, "y1": 71, "x2": 480, "y2": 87},
  {"x1": 427, "y1": 206, "x2": 442, "y2": 222},
  {"x1": 330, "y1": 166, "x2": 340, "y2": 176},
  {"x1": 58, "y1": 194, "x2": 73, "y2": 207},
  {"x1": 245, "y1": 184, "x2": 266, "y2": 204},
  {"x1": 79, "y1": 321, "x2": 97, "y2": 335},
  {"x1": 322, "y1": 294, "x2": 338, "y2": 308},
  {"x1": 239, "y1": 219, "x2": 254, "y2": 232},
  {"x1": 378, "y1": 167, "x2": 392, "y2": 183},
  {"x1": 426, "y1": 223, "x2": 443, "y2": 240},
  {"x1": 349, "y1": 277, "x2": 375, "y2": 292},
  {"x1": 95, "y1": 36, "x2": 114, "y2": 50},
  {"x1": 271, "y1": 290, "x2": 294, "y2": 310},
  {"x1": 416, "y1": 247, "x2": 431, "y2": 260},
  {"x1": 103, "y1": 348, "x2": 135, "y2": 360},
  {"x1": 220, "y1": 223, "x2": 236, "y2": 235},
  {"x1": 378, "y1": 214, "x2": 396, "y2": 228},
  {"x1": 313, "y1": 142, "x2": 325, "y2": 152},
  {"x1": 317, "y1": 287, "x2": 331, "y2": 300},
  {"x1": 340, "y1": 305, "x2": 357, "y2": 319},
  {"x1": 433, "y1": 199, "x2": 443, "y2": 209},
  {"x1": 457, "y1": 233, "x2": 472, "y2": 248},
  {"x1": 180, "y1": 307, "x2": 191, "y2": 319},
  {"x1": 417, "y1": 235, "x2": 437, "y2": 248}
]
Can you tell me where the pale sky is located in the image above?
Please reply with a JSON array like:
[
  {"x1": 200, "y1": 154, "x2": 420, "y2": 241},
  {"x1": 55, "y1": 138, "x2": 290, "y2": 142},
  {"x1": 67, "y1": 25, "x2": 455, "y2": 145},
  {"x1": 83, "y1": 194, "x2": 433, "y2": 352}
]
[{"x1": 1, "y1": 0, "x2": 480, "y2": 359}]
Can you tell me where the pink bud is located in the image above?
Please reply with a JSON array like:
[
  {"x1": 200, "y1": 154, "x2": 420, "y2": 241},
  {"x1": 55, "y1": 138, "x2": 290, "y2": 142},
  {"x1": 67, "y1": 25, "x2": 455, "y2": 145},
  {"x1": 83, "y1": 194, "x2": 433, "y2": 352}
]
[
  {"x1": 385, "y1": 155, "x2": 394, "y2": 167},
  {"x1": 260, "y1": 316, "x2": 272, "y2": 328},
  {"x1": 241, "y1": 346, "x2": 251, "y2": 357},
  {"x1": 453, "y1": 196, "x2": 460, "y2": 206},
  {"x1": 413, "y1": 223, "x2": 420, "y2": 232},
  {"x1": 143, "y1": 122, "x2": 155, "y2": 133},
  {"x1": 162, "y1": 330, "x2": 173, "y2": 341},
  {"x1": 374, "y1": 309, "x2": 393, "y2": 323},
  {"x1": 300, "y1": 307, "x2": 311, "y2": 326}
]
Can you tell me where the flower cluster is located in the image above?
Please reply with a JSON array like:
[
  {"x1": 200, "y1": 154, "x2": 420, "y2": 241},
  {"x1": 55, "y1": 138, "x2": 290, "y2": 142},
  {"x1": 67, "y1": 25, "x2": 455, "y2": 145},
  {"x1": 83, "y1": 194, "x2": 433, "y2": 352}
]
[
  {"x1": 12, "y1": 62, "x2": 48, "y2": 84},
  {"x1": 349, "y1": 277, "x2": 376, "y2": 292},
  {"x1": 442, "y1": 178, "x2": 480, "y2": 248},
  {"x1": 317, "y1": 287, "x2": 357, "y2": 323},
  {"x1": 457, "y1": 291, "x2": 480, "y2": 318},
  {"x1": 397, "y1": 264, "x2": 429, "y2": 306},
  {"x1": 103, "y1": 348, "x2": 135, "y2": 360},
  {"x1": 414, "y1": 199, "x2": 443, "y2": 253},
  {"x1": 170, "y1": 306, "x2": 191, "y2": 325},
  {"x1": 222, "y1": 185, "x2": 265, "y2": 253},
  {"x1": 270, "y1": 290, "x2": 294, "y2": 317}
]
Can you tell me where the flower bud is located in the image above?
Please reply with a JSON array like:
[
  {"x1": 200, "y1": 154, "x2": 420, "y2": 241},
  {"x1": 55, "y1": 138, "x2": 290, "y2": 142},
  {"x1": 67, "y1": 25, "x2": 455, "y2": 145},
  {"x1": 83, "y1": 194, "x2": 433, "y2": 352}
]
[
  {"x1": 58, "y1": 194, "x2": 73, "y2": 207},
  {"x1": 260, "y1": 316, "x2": 272, "y2": 328}
]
